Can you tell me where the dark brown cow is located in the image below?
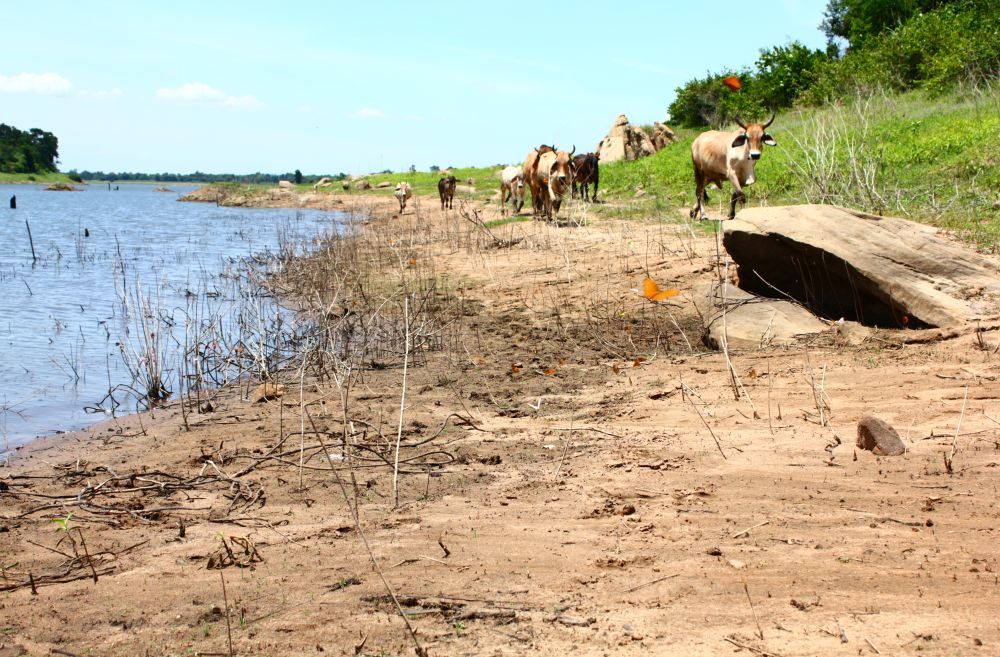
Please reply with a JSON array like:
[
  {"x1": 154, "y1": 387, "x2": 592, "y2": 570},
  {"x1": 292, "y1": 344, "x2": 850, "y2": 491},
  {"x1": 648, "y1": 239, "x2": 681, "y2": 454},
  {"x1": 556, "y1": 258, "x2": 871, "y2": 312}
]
[
  {"x1": 690, "y1": 112, "x2": 776, "y2": 220},
  {"x1": 571, "y1": 153, "x2": 600, "y2": 202},
  {"x1": 437, "y1": 175, "x2": 457, "y2": 210}
]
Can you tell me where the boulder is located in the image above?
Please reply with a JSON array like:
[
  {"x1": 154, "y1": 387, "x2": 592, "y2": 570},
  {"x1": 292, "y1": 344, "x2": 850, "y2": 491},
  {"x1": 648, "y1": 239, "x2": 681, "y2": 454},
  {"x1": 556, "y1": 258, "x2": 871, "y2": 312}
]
[
  {"x1": 376, "y1": 181, "x2": 392, "y2": 189},
  {"x1": 650, "y1": 122, "x2": 677, "y2": 150},
  {"x1": 723, "y1": 205, "x2": 1000, "y2": 328},
  {"x1": 355, "y1": 180, "x2": 372, "y2": 190},
  {"x1": 595, "y1": 114, "x2": 656, "y2": 164},
  {"x1": 856, "y1": 416, "x2": 906, "y2": 456},
  {"x1": 277, "y1": 180, "x2": 294, "y2": 190}
]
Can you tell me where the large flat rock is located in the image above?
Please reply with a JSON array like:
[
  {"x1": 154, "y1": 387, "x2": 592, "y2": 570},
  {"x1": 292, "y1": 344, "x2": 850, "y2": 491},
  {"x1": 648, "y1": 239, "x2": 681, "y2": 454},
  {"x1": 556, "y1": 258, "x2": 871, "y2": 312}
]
[{"x1": 723, "y1": 205, "x2": 1000, "y2": 328}]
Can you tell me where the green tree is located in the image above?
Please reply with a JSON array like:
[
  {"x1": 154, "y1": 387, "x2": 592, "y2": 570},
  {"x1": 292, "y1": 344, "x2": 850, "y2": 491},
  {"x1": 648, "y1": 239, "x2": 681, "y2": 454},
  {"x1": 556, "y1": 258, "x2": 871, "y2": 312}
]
[
  {"x1": 294, "y1": 169, "x2": 303, "y2": 185},
  {"x1": 753, "y1": 42, "x2": 830, "y2": 109},
  {"x1": 821, "y1": 0, "x2": 965, "y2": 49}
]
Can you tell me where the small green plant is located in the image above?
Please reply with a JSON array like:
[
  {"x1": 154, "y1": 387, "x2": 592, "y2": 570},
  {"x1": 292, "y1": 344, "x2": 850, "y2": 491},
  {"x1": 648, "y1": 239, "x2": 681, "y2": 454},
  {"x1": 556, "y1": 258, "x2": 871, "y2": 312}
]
[
  {"x1": 452, "y1": 621, "x2": 466, "y2": 636},
  {"x1": 52, "y1": 512, "x2": 73, "y2": 532}
]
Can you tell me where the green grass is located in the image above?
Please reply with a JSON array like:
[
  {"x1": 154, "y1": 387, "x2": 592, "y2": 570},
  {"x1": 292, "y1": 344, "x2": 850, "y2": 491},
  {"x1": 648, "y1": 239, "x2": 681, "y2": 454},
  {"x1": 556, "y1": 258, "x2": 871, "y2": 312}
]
[
  {"x1": 346, "y1": 165, "x2": 504, "y2": 204},
  {"x1": 0, "y1": 171, "x2": 76, "y2": 184},
  {"x1": 598, "y1": 86, "x2": 1000, "y2": 248}
]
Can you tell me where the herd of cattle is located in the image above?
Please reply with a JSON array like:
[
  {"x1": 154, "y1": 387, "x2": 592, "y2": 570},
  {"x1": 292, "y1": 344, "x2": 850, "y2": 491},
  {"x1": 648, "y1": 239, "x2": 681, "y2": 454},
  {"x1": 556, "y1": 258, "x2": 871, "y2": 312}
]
[{"x1": 392, "y1": 114, "x2": 777, "y2": 221}]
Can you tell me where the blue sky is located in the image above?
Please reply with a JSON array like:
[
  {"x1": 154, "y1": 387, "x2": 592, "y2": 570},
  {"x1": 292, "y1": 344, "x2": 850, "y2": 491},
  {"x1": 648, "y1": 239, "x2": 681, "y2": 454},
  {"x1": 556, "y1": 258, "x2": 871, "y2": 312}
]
[{"x1": 2, "y1": 1, "x2": 829, "y2": 175}]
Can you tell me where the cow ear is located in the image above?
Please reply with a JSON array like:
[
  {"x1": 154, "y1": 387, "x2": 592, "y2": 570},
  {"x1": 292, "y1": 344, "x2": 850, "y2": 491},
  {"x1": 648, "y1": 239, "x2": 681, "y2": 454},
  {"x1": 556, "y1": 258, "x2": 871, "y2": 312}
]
[
  {"x1": 731, "y1": 133, "x2": 748, "y2": 148},
  {"x1": 763, "y1": 134, "x2": 777, "y2": 146}
]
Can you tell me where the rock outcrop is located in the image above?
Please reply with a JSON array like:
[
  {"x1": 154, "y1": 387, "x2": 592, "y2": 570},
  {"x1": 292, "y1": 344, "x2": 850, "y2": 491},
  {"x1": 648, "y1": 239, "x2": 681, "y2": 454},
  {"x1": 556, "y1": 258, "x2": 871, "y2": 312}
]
[
  {"x1": 723, "y1": 205, "x2": 1000, "y2": 328},
  {"x1": 650, "y1": 122, "x2": 677, "y2": 150},
  {"x1": 595, "y1": 115, "x2": 656, "y2": 164}
]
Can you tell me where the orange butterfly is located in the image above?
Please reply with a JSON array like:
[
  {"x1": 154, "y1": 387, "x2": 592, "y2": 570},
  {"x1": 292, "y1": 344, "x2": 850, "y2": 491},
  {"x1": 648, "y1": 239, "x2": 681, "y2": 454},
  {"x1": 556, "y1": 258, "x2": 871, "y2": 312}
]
[
  {"x1": 722, "y1": 75, "x2": 742, "y2": 91},
  {"x1": 633, "y1": 357, "x2": 645, "y2": 368},
  {"x1": 511, "y1": 363, "x2": 521, "y2": 374},
  {"x1": 642, "y1": 278, "x2": 679, "y2": 302},
  {"x1": 544, "y1": 367, "x2": 556, "y2": 376}
]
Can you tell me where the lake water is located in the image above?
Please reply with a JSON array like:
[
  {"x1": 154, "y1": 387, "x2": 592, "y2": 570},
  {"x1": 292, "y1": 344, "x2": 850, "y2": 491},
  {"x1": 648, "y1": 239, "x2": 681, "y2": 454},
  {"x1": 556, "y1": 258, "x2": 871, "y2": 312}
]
[{"x1": 0, "y1": 183, "x2": 343, "y2": 454}]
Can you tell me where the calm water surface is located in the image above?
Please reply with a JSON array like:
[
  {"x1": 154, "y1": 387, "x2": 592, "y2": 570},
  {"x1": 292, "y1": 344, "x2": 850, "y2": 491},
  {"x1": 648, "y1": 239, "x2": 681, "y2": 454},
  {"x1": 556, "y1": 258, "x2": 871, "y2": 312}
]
[{"x1": 0, "y1": 183, "x2": 342, "y2": 453}]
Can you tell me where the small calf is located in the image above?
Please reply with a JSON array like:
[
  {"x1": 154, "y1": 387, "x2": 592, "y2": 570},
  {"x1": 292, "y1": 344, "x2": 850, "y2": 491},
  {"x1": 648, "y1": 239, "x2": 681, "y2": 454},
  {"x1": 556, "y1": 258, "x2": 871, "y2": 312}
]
[{"x1": 500, "y1": 166, "x2": 525, "y2": 215}]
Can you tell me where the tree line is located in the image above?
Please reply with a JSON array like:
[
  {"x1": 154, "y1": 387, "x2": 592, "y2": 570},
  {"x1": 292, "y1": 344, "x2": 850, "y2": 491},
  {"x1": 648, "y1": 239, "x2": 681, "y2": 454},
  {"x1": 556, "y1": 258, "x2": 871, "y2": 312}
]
[
  {"x1": 71, "y1": 170, "x2": 348, "y2": 184},
  {"x1": 668, "y1": 0, "x2": 999, "y2": 128},
  {"x1": 0, "y1": 124, "x2": 59, "y2": 173}
]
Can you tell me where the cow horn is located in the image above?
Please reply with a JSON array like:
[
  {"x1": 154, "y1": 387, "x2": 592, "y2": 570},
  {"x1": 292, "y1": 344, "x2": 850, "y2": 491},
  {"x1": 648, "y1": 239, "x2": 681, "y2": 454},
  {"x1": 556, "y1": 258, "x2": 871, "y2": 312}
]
[
  {"x1": 570, "y1": 145, "x2": 576, "y2": 156},
  {"x1": 763, "y1": 110, "x2": 776, "y2": 129},
  {"x1": 734, "y1": 114, "x2": 747, "y2": 129}
]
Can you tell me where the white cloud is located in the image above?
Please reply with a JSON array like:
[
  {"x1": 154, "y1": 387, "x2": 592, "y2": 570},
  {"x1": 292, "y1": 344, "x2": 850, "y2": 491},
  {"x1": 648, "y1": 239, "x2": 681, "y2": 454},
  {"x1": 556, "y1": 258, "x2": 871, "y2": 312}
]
[
  {"x1": 298, "y1": 104, "x2": 314, "y2": 113},
  {"x1": 0, "y1": 72, "x2": 72, "y2": 95},
  {"x1": 78, "y1": 88, "x2": 123, "y2": 99},
  {"x1": 155, "y1": 82, "x2": 264, "y2": 109},
  {"x1": 222, "y1": 95, "x2": 265, "y2": 110},
  {"x1": 350, "y1": 107, "x2": 386, "y2": 119}
]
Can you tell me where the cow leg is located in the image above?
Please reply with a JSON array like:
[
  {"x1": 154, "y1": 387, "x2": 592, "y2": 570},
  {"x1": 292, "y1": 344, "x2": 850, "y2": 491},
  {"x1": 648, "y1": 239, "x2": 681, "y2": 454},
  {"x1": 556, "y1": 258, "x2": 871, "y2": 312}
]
[
  {"x1": 572, "y1": 181, "x2": 578, "y2": 199},
  {"x1": 728, "y1": 189, "x2": 746, "y2": 219},
  {"x1": 591, "y1": 168, "x2": 598, "y2": 203},
  {"x1": 727, "y1": 172, "x2": 746, "y2": 219},
  {"x1": 691, "y1": 168, "x2": 706, "y2": 220}
]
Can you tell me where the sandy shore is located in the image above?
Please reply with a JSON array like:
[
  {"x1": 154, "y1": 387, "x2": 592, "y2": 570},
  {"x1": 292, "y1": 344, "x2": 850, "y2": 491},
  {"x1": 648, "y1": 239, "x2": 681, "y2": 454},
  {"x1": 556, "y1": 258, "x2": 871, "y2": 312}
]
[{"x1": 2, "y1": 191, "x2": 999, "y2": 657}]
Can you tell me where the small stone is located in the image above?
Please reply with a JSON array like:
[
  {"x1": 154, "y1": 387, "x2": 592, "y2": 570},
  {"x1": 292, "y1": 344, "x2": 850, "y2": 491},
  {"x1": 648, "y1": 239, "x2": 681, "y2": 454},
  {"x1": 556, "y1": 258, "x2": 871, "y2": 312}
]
[
  {"x1": 251, "y1": 382, "x2": 285, "y2": 403},
  {"x1": 856, "y1": 415, "x2": 906, "y2": 456}
]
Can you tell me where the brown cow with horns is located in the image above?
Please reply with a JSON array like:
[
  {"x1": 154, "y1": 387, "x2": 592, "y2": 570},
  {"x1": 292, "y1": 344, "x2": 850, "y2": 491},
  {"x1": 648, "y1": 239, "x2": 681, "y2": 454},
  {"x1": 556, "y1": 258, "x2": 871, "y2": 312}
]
[
  {"x1": 689, "y1": 112, "x2": 776, "y2": 220},
  {"x1": 523, "y1": 144, "x2": 576, "y2": 220}
]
